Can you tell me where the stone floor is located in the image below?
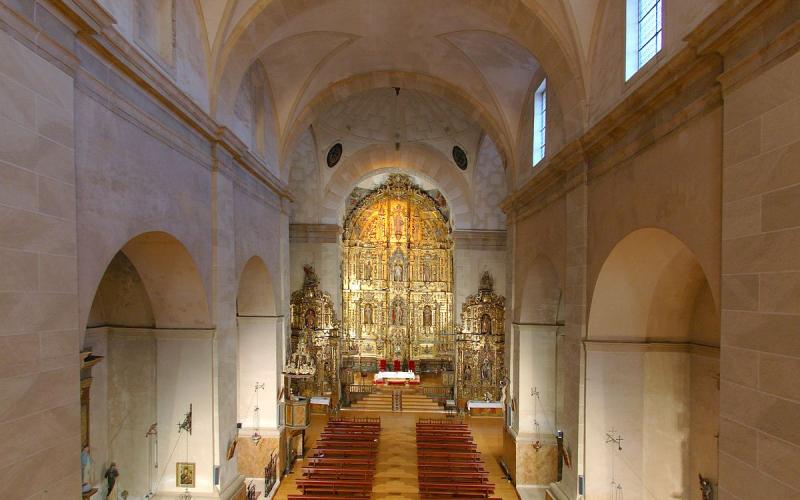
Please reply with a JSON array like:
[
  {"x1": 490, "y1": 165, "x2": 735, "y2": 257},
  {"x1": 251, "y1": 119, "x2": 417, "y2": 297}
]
[{"x1": 273, "y1": 411, "x2": 519, "y2": 499}]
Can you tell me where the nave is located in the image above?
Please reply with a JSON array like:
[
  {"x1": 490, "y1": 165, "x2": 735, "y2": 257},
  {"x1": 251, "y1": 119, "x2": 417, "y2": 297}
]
[{"x1": 274, "y1": 413, "x2": 517, "y2": 500}]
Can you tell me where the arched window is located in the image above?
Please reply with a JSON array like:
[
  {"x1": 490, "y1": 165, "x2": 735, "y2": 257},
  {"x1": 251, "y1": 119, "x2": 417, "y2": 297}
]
[
  {"x1": 626, "y1": 0, "x2": 662, "y2": 80},
  {"x1": 532, "y1": 79, "x2": 547, "y2": 165}
]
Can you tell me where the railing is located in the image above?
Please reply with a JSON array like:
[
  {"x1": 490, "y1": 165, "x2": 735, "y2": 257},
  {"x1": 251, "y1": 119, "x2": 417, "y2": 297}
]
[
  {"x1": 421, "y1": 385, "x2": 454, "y2": 399},
  {"x1": 349, "y1": 384, "x2": 377, "y2": 394},
  {"x1": 392, "y1": 390, "x2": 402, "y2": 412}
]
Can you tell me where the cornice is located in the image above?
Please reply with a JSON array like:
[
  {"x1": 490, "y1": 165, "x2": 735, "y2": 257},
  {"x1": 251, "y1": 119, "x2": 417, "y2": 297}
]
[
  {"x1": 501, "y1": 0, "x2": 788, "y2": 219},
  {"x1": 290, "y1": 224, "x2": 342, "y2": 244},
  {"x1": 48, "y1": 0, "x2": 292, "y2": 202},
  {"x1": 452, "y1": 229, "x2": 507, "y2": 251},
  {"x1": 0, "y1": 1, "x2": 80, "y2": 74}
]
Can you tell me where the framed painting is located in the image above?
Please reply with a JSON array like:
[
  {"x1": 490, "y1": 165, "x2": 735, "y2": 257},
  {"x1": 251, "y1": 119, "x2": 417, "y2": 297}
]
[{"x1": 176, "y1": 462, "x2": 195, "y2": 488}]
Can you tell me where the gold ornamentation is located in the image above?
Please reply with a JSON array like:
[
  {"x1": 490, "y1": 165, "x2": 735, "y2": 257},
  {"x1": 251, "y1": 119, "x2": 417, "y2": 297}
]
[
  {"x1": 342, "y1": 174, "x2": 454, "y2": 365},
  {"x1": 456, "y1": 271, "x2": 505, "y2": 402},
  {"x1": 288, "y1": 265, "x2": 340, "y2": 399}
]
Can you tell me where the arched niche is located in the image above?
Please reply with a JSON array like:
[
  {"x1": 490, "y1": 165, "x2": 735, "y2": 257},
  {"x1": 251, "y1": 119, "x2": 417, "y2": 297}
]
[
  {"x1": 236, "y1": 256, "x2": 282, "y2": 448},
  {"x1": 515, "y1": 253, "x2": 563, "y2": 325},
  {"x1": 82, "y1": 231, "x2": 214, "y2": 497},
  {"x1": 585, "y1": 228, "x2": 719, "y2": 500},
  {"x1": 588, "y1": 227, "x2": 719, "y2": 345}
]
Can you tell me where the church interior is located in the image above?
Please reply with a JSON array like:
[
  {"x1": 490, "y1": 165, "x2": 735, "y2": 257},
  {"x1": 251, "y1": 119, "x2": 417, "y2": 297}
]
[{"x1": 1, "y1": 0, "x2": 799, "y2": 499}]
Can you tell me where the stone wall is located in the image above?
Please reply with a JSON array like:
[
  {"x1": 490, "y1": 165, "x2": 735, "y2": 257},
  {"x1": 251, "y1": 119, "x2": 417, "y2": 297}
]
[
  {"x1": 719, "y1": 37, "x2": 800, "y2": 499},
  {"x1": 0, "y1": 9, "x2": 79, "y2": 498}
]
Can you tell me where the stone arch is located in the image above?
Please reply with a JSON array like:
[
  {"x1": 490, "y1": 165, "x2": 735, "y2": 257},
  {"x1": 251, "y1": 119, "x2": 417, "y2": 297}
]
[
  {"x1": 281, "y1": 72, "x2": 511, "y2": 177},
  {"x1": 585, "y1": 227, "x2": 719, "y2": 500},
  {"x1": 86, "y1": 231, "x2": 211, "y2": 334},
  {"x1": 320, "y1": 142, "x2": 473, "y2": 229},
  {"x1": 212, "y1": 0, "x2": 586, "y2": 170},
  {"x1": 321, "y1": 143, "x2": 469, "y2": 221},
  {"x1": 236, "y1": 256, "x2": 281, "y2": 434},
  {"x1": 515, "y1": 253, "x2": 563, "y2": 325},
  {"x1": 237, "y1": 255, "x2": 278, "y2": 316},
  {"x1": 82, "y1": 231, "x2": 214, "y2": 497},
  {"x1": 588, "y1": 227, "x2": 719, "y2": 345}
]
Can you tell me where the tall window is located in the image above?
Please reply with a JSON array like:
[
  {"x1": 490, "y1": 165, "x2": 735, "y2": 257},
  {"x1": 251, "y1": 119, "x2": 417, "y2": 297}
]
[
  {"x1": 533, "y1": 79, "x2": 547, "y2": 165},
  {"x1": 626, "y1": 0, "x2": 662, "y2": 80}
]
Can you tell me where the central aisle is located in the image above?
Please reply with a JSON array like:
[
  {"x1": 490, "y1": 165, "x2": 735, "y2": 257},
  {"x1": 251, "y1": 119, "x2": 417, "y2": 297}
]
[{"x1": 273, "y1": 411, "x2": 519, "y2": 499}]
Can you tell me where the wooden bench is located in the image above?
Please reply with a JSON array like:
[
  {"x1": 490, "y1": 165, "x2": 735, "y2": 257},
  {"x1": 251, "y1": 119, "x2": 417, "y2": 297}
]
[
  {"x1": 418, "y1": 482, "x2": 495, "y2": 496},
  {"x1": 419, "y1": 471, "x2": 489, "y2": 483},
  {"x1": 296, "y1": 479, "x2": 372, "y2": 495},
  {"x1": 306, "y1": 458, "x2": 376, "y2": 467},
  {"x1": 418, "y1": 462, "x2": 486, "y2": 471},
  {"x1": 288, "y1": 494, "x2": 370, "y2": 499},
  {"x1": 417, "y1": 451, "x2": 482, "y2": 460},
  {"x1": 418, "y1": 442, "x2": 477, "y2": 451}
]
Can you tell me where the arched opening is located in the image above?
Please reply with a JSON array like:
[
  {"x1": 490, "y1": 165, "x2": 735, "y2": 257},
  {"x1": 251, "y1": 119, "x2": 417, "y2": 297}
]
[
  {"x1": 508, "y1": 253, "x2": 564, "y2": 485},
  {"x1": 82, "y1": 232, "x2": 213, "y2": 497},
  {"x1": 235, "y1": 256, "x2": 281, "y2": 480},
  {"x1": 585, "y1": 228, "x2": 720, "y2": 500}
]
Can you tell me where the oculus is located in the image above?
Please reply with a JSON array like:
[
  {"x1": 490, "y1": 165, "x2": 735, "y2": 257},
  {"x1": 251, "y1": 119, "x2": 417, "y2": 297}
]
[
  {"x1": 452, "y1": 145, "x2": 468, "y2": 170},
  {"x1": 326, "y1": 143, "x2": 343, "y2": 168}
]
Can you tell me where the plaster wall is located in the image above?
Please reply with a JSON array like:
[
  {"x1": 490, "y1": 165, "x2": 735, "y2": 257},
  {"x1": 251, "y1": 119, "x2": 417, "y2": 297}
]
[
  {"x1": 75, "y1": 84, "x2": 214, "y2": 338},
  {"x1": 587, "y1": 0, "x2": 725, "y2": 126},
  {"x1": 156, "y1": 335, "x2": 215, "y2": 495},
  {"x1": 238, "y1": 317, "x2": 280, "y2": 430},
  {"x1": 454, "y1": 247, "x2": 507, "y2": 315},
  {"x1": 107, "y1": 331, "x2": 156, "y2": 499},
  {"x1": 290, "y1": 241, "x2": 342, "y2": 316},
  {"x1": 587, "y1": 109, "x2": 722, "y2": 303},
  {"x1": 586, "y1": 349, "x2": 691, "y2": 500}
]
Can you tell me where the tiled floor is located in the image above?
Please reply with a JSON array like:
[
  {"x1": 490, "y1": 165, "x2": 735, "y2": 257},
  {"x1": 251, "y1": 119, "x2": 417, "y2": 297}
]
[{"x1": 273, "y1": 411, "x2": 519, "y2": 499}]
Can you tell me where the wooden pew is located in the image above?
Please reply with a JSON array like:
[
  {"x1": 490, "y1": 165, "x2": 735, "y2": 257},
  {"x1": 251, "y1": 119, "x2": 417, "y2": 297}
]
[
  {"x1": 296, "y1": 479, "x2": 372, "y2": 495},
  {"x1": 419, "y1": 470, "x2": 490, "y2": 483},
  {"x1": 418, "y1": 482, "x2": 495, "y2": 497}
]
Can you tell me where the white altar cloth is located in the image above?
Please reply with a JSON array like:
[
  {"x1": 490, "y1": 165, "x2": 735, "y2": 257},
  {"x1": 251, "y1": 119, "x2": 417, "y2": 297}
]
[
  {"x1": 374, "y1": 371, "x2": 415, "y2": 381},
  {"x1": 310, "y1": 396, "x2": 330, "y2": 405},
  {"x1": 467, "y1": 400, "x2": 503, "y2": 410}
]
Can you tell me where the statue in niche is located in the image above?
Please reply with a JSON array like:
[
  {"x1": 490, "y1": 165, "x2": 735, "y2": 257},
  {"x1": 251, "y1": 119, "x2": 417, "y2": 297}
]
[
  {"x1": 480, "y1": 357, "x2": 492, "y2": 383},
  {"x1": 699, "y1": 475, "x2": 714, "y2": 500},
  {"x1": 463, "y1": 364, "x2": 472, "y2": 382},
  {"x1": 480, "y1": 314, "x2": 492, "y2": 335},
  {"x1": 393, "y1": 209, "x2": 404, "y2": 239},
  {"x1": 393, "y1": 262, "x2": 403, "y2": 282},
  {"x1": 423, "y1": 305, "x2": 432, "y2": 327},
  {"x1": 304, "y1": 308, "x2": 316, "y2": 329},
  {"x1": 81, "y1": 445, "x2": 94, "y2": 493},
  {"x1": 391, "y1": 302, "x2": 403, "y2": 325},
  {"x1": 422, "y1": 262, "x2": 431, "y2": 282},
  {"x1": 363, "y1": 304, "x2": 373, "y2": 325},
  {"x1": 364, "y1": 260, "x2": 372, "y2": 280}
]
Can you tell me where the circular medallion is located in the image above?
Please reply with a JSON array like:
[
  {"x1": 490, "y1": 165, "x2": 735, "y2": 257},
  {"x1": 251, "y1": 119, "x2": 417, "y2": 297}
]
[
  {"x1": 452, "y1": 145, "x2": 468, "y2": 170},
  {"x1": 326, "y1": 143, "x2": 343, "y2": 168}
]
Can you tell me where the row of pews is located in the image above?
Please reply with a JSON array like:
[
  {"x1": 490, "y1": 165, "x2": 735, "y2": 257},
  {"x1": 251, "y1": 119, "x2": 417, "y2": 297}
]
[
  {"x1": 416, "y1": 419, "x2": 500, "y2": 500},
  {"x1": 288, "y1": 417, "x2": 380, "y2": 499}
]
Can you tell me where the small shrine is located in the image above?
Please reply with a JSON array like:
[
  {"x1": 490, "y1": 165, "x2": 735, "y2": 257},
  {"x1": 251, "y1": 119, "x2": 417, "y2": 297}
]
[
  {"x1": 456, "y1": 272, "x2": 506, "y2": 406},
  {"x1": 288, "y1": 265, "x2": 340, "y2": 402}
]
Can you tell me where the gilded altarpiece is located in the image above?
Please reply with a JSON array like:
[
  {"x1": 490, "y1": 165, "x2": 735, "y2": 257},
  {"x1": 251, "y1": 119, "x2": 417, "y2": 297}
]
[
  {"x1": 457, "y1": 272, "x2": 505, "y2": 402},
  {"x1": 289, "y1": 266, "x2": 340, "y2": 401},
  {"x1": 342, "y1": 174, "x2": 454, "y2": 365}
]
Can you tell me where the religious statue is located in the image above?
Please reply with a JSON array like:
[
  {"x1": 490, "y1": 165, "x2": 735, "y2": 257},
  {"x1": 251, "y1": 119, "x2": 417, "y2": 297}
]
[
  {"x1": 363, "y1": 304, "x2": 373, "y2": 325},
  {"x1": 480, "y1": 314, "x2": 492, "y2": 335},
  {"x1": 391, "y1": 301, "x2": 403, "y2": 326},
  {"x1": 393, "y1": 210, "x2": 404, "y2": 239},
  {"x1": 304, "y1": 308, "x2": 316, "y2": 329},
  {"x1": 393, "y1": 262, "x2": 403, "y2": 282},
  {"x1": 364, "y1": 260, "x2": 372, "y2": 280},
  {"x1": 699, "y1": 475, "x2": 714, "y2": 500},
  {"x1": 422, "y1": 262, "x2": 431, "y2": 282},
  {"x1": 105, "y1": 463, "x2": 119, "y2": 499},
  {"x1": 463, "y1": 364, "x2": 472, "y2": 382},
  {"x1": 480, "y1": 357, "x2": 492, "y2": 383},
  {"x1": 423, "y1": 305, "x2": 432, "y2": 327}
]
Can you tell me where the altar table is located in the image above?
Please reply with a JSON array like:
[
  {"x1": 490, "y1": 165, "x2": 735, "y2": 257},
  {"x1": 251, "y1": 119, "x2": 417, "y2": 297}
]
[
  {"x1": 467, "y1": 400, "x2": 503, "y2": 416},
  {"x1": 373, "y1": 371, "x2": 416, "y2": 382}
]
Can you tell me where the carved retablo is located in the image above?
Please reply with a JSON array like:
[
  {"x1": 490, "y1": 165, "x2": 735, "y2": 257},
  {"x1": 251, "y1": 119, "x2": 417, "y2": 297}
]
[
  {"x1": 456, "y1": 271, "x2": 506, "y2": 402},
  {"x1": 341, "y1": 174, "x2": 454, "y2": 368}
]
